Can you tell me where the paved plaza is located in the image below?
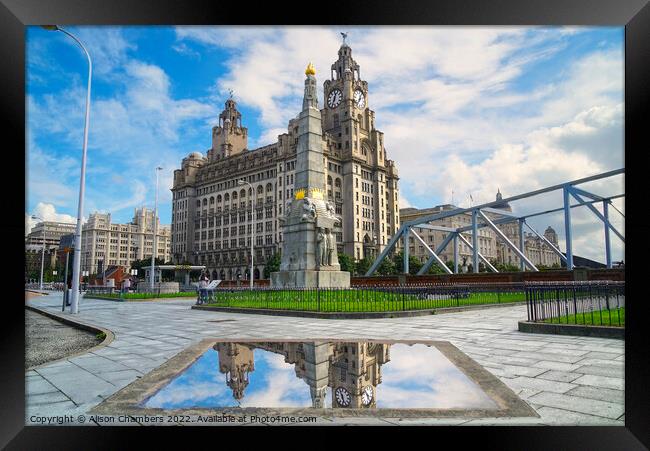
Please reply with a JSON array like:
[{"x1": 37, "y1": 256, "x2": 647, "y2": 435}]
[{"x1": 25, "y1": 292, "x2": 625, "y2": 426}]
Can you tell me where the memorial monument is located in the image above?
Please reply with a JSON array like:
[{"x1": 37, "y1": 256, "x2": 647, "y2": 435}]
[{"x1": 271, "y1": 63, "x2": 351, "y2": 288}]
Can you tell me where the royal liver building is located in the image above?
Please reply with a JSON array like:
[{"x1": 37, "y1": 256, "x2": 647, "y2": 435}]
[{"x1": 171, "y1": 40, "x2": 400, "y2": 281}]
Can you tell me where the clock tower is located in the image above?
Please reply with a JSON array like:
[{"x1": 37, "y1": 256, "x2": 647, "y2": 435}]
[
  {"x1": 323, "y1": 42, "x2": 368, "y2": 130},
  {"x1": 329, "y1": 342, "x2": 391, "y2": 408},
  {"x1": 321, "y1": 37, "x2": 399, "y2": 261}
]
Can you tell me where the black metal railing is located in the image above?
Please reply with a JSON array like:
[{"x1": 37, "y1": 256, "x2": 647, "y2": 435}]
[
  {"x1": 525, "y1": 281, "x2": 625, "y2": 327},
  {"x1": 201, "y1": 282, "x2": 528, "y2": 313}
]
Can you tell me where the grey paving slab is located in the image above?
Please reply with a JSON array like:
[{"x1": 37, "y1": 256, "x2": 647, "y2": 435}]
[
  {"x1": 535, "y1": 406, "x2": 624, "y2": 426},
  {"x1": 502, "y1": 376, "x2": 578, "y2": 394},
  {"x1": 26, "y1": 377, "x2": 60, "y2": 395},
  {"x1": 512, "y1": 388, "x2": 543, "y2": 400},
  {"x1": 566, "y1": 385, "x2": 624, "y2": 404},
  {"x1": 527, "y1": 392, "x2": 624, "y2": 420},
  {"x1": 536, "y1": 370, "x2": 583, "y2": 383},
  {"x1": 481, "y1": 355, "x2": 541, "y2": 367},
  {"x1": 95, "y1": 369, "x2": 143, "y2": 385},
  {"x1": 37, "y1": 367, "x2": 120, "y2": 405},
  {"x1": 574, "y1": 364, "x2": 624, "y2": 378},
  {"x1": 510, "y1": 351, "x2": 587, "y2": 364},
  {"x1": 27, "y1": 391, "x2": 71, "y2": 406},
  {"x1": 582, "y1": 351, "x2": 623, "y2": 360},
  {"x1": 532, "y1": 361, "x2": 584, "y2": 372},
  {"x1": 572, "y1": 374, "x2": 624, "y2": 390},
  {"x1": 486, "y1": 364, "x2": 549, "y2": 378}
]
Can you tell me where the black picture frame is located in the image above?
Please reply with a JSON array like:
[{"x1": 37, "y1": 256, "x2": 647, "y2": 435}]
[{"x1": 4, "y1": 0, "x2": 648, "y2": 447}]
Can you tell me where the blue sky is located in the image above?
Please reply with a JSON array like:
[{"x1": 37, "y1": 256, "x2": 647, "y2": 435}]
[{"x1": 25, "y1": 26, "x2": 624, "y2": 262}]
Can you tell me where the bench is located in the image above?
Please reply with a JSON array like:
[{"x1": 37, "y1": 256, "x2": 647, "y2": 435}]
[{"x1": 197, "y1": 280, "x2": 222, "y2": 304}]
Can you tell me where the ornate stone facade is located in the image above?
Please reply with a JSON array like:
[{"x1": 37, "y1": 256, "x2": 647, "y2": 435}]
[
  {"x1": 171, "y1": 41, "x2": 400, "y2": 281},
  {"x1": 80, "y1": 207, "x2": 171, "y2": 274}
]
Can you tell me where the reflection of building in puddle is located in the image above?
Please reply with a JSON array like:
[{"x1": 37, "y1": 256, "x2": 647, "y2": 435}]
[
  {"x1": 214, "y1": 342, "x2": 391, "y2": 408},
  {"x1": 216, "y1": 342, "x2": 254, "y2": 401}
]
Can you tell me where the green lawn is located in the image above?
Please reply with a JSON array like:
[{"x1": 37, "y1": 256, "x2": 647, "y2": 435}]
[
  {"x1": 202, "y1": 289, "x2": 526, "y2": 312},
  {"x1": 543, "y1": 307, "x2": 625, "y2": 327}
]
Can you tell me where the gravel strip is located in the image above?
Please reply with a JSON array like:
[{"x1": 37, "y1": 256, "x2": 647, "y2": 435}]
[{"x1": 25, "y1": 309, "x2": 102, "y2": 369}]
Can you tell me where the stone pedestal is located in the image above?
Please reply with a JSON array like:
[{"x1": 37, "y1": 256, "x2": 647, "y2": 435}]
[
  {"x1": 271, "y1": 269, "x2": 350, "y2": 288},
  {"x1": 137, "y1": 281, "x2": 179, "y2": 294},
  {"x1": 270, "y1": 68, "x2": 350, "y2": 289}
]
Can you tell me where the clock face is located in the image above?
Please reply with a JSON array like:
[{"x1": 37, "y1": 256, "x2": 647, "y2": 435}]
[
  {"x1": 327, "y1": 89, "x2": 342, "y2": 108},
  {"x1": 335, "y1": 387, "x2": 351, "y2": 407},
  {"x1": 354, "y1": 89, "x2": 366, "y2": 108},
  {"x1": 361, "y1": 386, "x2": 373, "y2": 406}
]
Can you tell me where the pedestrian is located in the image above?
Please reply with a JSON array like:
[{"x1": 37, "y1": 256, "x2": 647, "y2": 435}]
[{"x1": 198, "y1": 272, "x2": 209, "y2": 304}]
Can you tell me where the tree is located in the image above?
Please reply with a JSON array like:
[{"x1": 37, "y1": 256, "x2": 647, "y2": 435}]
[
  {"x1": 356, "y1": 257, "x2": 374, "y2": 276},
  {"x1": 495, "y1": 262, "x2": 520, "y2": 272},
  {"x1": 130, "y1": 257, "x2": 165, "y2": 273},
  {"x1": 264, "y1": 252, "x2": 281, "y2": 279},
  {"x1": 376, "y1": 257, "x2": 396, "y2": 276},
  {"x1": 427, "y1": 262, "x2": 447, "y2": 275},
  {"x1": 338, "y1": 253, "x2": 357, "y2": 274},
  {"x1": 392, "y1": 251, "x2": 423, "y2": 275}
]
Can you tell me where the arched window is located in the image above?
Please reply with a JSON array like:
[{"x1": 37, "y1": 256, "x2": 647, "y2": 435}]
[
  {"x1": 335, "y1": 178, "x2": 342, "y2": 188},
  {"x1": 196, "y1": 200, "x2": 201, "y2": 208},
  {"x1": 202, "y1": 198, "x2": 207, "y2": 206},
  {"x1": 216, "y1": 194, "x2": 222, "y2": 203},
  {"x1": 232, "y1": 191, "x2": 238, "y2": 200},
  {"x1": 266, "y1": 183, "x2": 272, "y2": 192},
  {"x1": 240, "y1": 189, "x2": 246, "y2": 198},
  {"x1": 224, "y1": 193, "x2": 230, "y2": 202},
  {"x1": 257, "y1": 185, "x2": 263, "y2": 195},
  {"x1": 327, "y1": 176, "x2": 333, "y2": 185},
  {"x1": 209, "y1": 196, "x2": 214, "y2": 205}
]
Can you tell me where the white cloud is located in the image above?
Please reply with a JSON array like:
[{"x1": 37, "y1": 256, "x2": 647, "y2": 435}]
[{"x1": 25, "y1": 203, "x2": 79, "y2": 236}]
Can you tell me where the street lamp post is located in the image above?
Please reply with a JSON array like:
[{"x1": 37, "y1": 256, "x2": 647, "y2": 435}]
[
  {"x1": 63, "y1": 247, "x2": 71, "y2": 310},
  {"x1": 238, "y1": 180, "x2": 254, "y2": 290},
  {"x1": 43, "y1": 25, "x2": 92, "y2": 314},
  {"x1": 31, "y1": 215, "x2": 46, "y2": 290},
  {"x1": 151, "y1": 166, "x2": 163, "y2": 292}
]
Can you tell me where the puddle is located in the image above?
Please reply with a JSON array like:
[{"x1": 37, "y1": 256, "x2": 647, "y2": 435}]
[{"x1": 143, "y1": 341, "x2": 497, "y2": 410}]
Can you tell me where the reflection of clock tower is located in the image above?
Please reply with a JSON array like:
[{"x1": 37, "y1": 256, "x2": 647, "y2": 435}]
[
  {"x1": 321, "y1": 38, "x2": 399, "y2": 261},
  {"x1": 329, "y1": 342, "x2": 390, "y2": 408},
  {"x1": 215, "y1": 343, "x2": 255, "y2": 401}
]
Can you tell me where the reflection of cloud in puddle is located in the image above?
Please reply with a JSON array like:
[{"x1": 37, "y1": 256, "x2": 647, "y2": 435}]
[
  {"x1": 241, "y1": 352, "x2": 311, "y2": 408},
  {"x1": 145, "y1": 350, "x2": 233, "y2": 408},
  {"x1": 378, "y1": 344, "x2": 497, "y2": 409}
]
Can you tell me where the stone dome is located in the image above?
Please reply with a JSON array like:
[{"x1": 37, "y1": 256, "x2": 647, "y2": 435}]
[
  {"x1": 188, "y1": 151, "x2": 203, "y2": 159},
  {"x1": 493, "y1": 189, "x2": 511, "y2": 211}
]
